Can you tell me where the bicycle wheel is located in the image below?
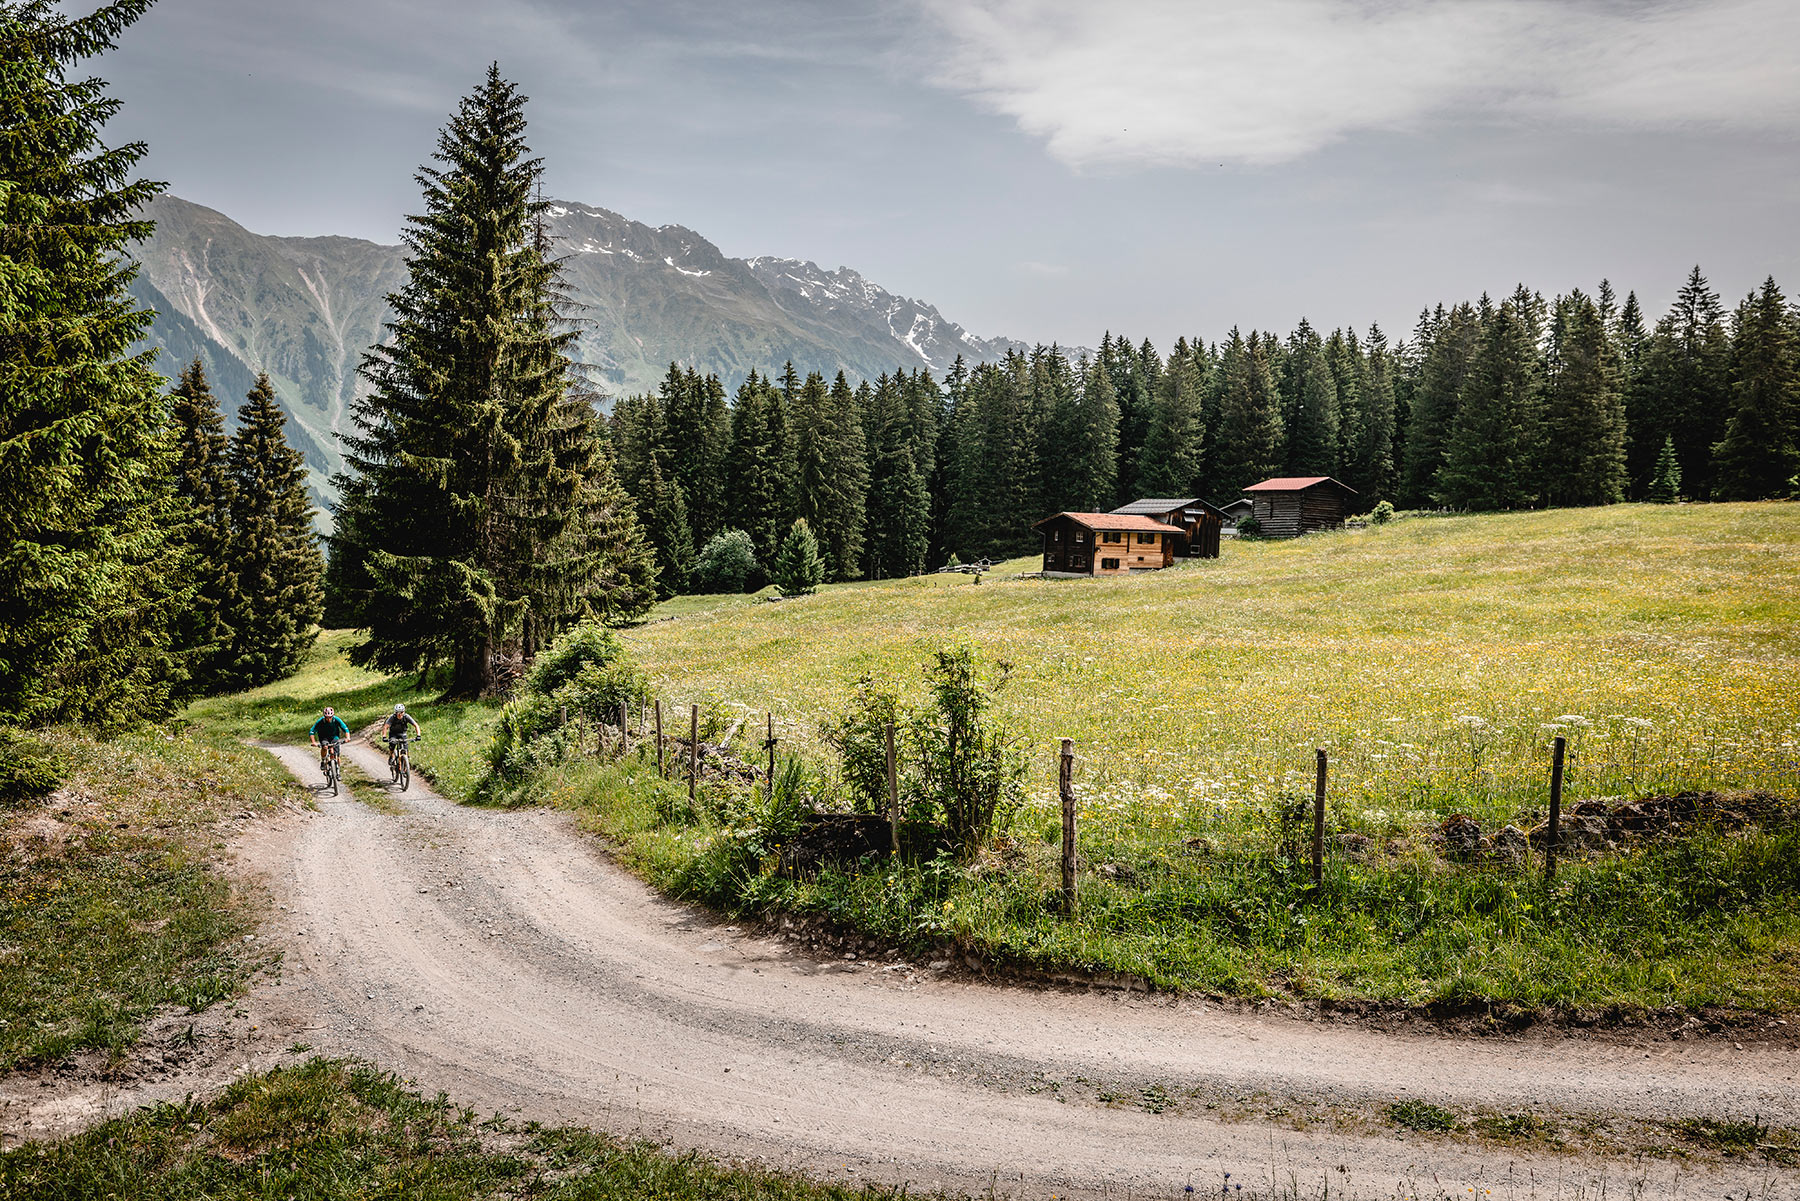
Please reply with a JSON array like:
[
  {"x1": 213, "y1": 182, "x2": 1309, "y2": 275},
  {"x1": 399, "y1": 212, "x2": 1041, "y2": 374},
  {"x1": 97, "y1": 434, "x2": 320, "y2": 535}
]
[
  {"x1": 398, "y1": 752, "x2": 410, "y2": 792},
  {"x1": 328, "y1": 752, "x2": 340, "y2": 797},
  {"x1": 389, "y1": 748, "x2": 401, "y2": 784}
]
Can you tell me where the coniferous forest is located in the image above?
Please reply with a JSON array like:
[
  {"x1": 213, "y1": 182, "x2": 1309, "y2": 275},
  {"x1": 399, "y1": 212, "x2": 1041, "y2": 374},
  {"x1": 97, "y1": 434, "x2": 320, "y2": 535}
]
[
  {"x1": 3, "y1": 0, "x2": 1797, "y2": 719},
  {"x1": 614, "y1": 272, "x2": 1800, "y2": 593}
]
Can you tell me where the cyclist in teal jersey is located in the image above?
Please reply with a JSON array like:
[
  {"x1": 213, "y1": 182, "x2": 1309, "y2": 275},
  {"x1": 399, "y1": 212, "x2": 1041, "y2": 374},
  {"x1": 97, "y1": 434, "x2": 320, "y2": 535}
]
[{"x1": 309, "y1": 706, "x2": 350, "y2": 771}]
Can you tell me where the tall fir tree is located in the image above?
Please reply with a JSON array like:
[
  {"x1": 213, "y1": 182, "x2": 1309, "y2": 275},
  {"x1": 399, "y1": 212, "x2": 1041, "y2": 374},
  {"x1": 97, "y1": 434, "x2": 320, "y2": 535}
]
[
  {"x1": 1062, "y1": 354, "x2": 1119, "y2": 511},
  {"x1": 1438, "y1": 296, "x2": 1544, "y2": 510},
  {"x1": 637, "y1": 453, "x2": 694, "y2": 598},
  {"x1": 1630, "y1": 267, "x2": 1731, "y2": 499},
  {"x1": 725, "y1": 371, "x2": 794, "y2": 565},
  {"x1": 773, "y1": 517, "x2": 825, "y2": 596},
  {"x1": 166, "y1": 359, "x2": 238, "y2": 694},
  {"x1": 1353, "y1": 326, "x2": 1399, "y2": 504},
  {"x1": 1713, "y1": 277, "x2": 1800, "y2": 500},
  {"x1": 0, "y1": 0, "x2": 187, "y2": 728},
  {"x1": 221, "y1": 375, "x2": 323, "y2": 688},
  {"x1": 791, "y1": 370, "x2": 868, "y2": 580},
  {"x1": 1399, "y1": 303, "x2": 1481, "y2": 506},
  {"x1": 1647, "y1": 435, "x2": 1682, "y2": 503},
  {"x1": 1135, "y1": 338, "x2": 1206, "y2": 497},
  {"x1": 338, "y1": 66, "x2": 600, "y2": 696},
  {"x1": 539, "y1": 403, "x2": 658, "y2": 626},
  {"x1": 1210, "y1": 329, "x2": 1285, "y2": 494},
  {"x1": 1280, "y1": 320, "x2": 1339, "y2": 476},
  {"x1": 1540, "y1": 290, "x2": 1627, "y2": 506},
  {"x1": 863, "y1": 373, "x2": 933, "y2": 576}
]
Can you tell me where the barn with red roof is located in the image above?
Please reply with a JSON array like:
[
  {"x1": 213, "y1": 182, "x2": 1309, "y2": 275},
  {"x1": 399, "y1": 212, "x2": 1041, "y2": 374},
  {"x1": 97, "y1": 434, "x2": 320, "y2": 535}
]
[{"x1": 1241, "y1": 476, "x2": 1358, "y2": 537}]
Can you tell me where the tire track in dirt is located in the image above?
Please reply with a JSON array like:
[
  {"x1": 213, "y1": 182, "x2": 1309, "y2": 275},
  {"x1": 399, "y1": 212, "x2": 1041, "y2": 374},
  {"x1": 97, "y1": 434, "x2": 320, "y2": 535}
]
[{"x1": 118, "y1": 742, "x2": 1800, "y2": 1197}]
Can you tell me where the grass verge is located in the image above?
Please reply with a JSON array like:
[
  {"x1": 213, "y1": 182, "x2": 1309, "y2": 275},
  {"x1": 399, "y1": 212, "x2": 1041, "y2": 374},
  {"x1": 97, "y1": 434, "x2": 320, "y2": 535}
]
[
  {"x1": 0, "y1": 729, "x2": 293, "y2": 1071},
  {"x1": 0, "y1": 1056, "x2": 926, "y2": 1200}
]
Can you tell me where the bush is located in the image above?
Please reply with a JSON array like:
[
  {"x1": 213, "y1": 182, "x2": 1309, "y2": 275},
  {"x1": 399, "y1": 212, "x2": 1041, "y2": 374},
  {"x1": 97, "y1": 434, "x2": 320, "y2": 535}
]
[
  {"x1": 1236, "y1": 514, "x2": 1262, "y2": 537},
  {"x1": 1370, "y1": 500, "x2": 1395, "y2": 525},
  {"x1": 773, "y1": 519, "x2": 824, "y2": 597},
  {"x1": 486, "y1": 624, "x2": 648, "y2": 789},
  {"x1": 820, "y1": 675, "x2": 914, "y2": 819},
  {"x1": 0, "y1": 728, "x2": 66, "y2": 809},
  {"x1": 692, "y1": 529, "x2": 760, "y2": 594}
]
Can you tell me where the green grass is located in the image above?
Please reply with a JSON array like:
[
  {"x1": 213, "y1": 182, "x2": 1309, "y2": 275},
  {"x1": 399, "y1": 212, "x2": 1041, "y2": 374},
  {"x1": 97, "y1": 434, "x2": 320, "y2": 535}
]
[
  {"x1": 0, "y1": 1057, "x2": 923, "y2": 1200},
  {"x1": 0, "y1": 729, "x2": 294, "y2": 1070},
  {"x1": 189, "y1": 505, "x2": 1800, "y2": 1013},
  {"x1": 185, "y1": 631, "x2": 502, "y2": 800}
]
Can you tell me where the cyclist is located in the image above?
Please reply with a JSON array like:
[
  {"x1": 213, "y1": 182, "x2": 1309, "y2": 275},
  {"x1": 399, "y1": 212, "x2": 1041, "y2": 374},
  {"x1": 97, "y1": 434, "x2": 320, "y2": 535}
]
[
  {"x1": 383, "y1": 703, "x2": 422, "y2": 771},
  {"x1": 309, "y1": 706, "x2": 350, "y2": 773}
]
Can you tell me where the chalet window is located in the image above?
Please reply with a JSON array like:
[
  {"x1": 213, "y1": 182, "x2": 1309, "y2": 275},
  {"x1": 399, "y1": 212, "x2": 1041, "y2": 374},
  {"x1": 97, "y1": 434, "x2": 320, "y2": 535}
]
[
  {"x1": 1073, "y1": 555, "x2": 1086, "y2": 568},
  {"x1": 1102, "y1": 531, "x2": 1122, "y2": 543},
  {"x1": 1101, "y1": 558, "x2": 1120, "y2": 570},
  {"x1": 1137, "y1": 533, "x2": 1155, "y2": 544},
  {"x1": 1053, "y1": 529, "x2": 1061, "y2": 542},
  {"x1": 1075, "y1": 532, "x2": 1086, "y2": 543}
]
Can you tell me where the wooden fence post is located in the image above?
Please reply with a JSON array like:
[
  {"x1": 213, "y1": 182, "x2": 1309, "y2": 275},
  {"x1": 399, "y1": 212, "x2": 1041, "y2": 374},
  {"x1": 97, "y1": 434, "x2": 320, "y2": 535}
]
[
  {"x1": 1312, "y1": 748, "x2": 1327, "y2": 889},
  {"x1": 619, "y1": 702, "x2": 629, "y2": 757},
  {"x1": 655, "y1": 700, "x2": 664, "y2": 778},
  {"x1": 689, "y1": 704, "x2": 699, "y2": 809},
  {"x1": 1059, "y1": 739, "x2": 1077, "y2": 915},
  {"x1": 1546, "y1": 735, "x2": 1566, "y2": 883},
  {"x1": 765, "y1": 712, "x2": 776, "y2": 803},
  {"x1": 885, "y1": 721, "x2": 899, "y2": 858}
]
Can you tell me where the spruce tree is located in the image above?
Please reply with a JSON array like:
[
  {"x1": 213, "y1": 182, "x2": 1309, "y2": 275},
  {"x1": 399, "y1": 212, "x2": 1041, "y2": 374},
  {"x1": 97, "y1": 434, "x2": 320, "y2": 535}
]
[
  {"x1": 1064, "y1": 354, "x2": 1119, "y2": 511},
  {"x1": 1135, "y1": 338, "x2": 1206, "y2": 497},
  {"x1": 1438, "y1": 297, "x2": 1544, "y2": 510},
  {"x1": 546, "y1": 404, "x2": 658, "y2": 624},
  {"x1": 791, "y1": 370, "x2": 868, "y2": 581},
  {"x1": 167, "y1": 358, "x2": 237, "y2": 694},
  {"x1": 1210, "y1": 329, "x2": 1285, "y2": 494},
  {"x1": 340, "y1": 67, "x2": 598, "y2": 695},
  {"x1": 774, "y1": 518, "x2": 825, "y2": 596},
  {"x1": 725, "y1": 371, "x2": 793, "y2": 564},
  {"x1": 0, "y1": 0, "x2": 186, "y2": 728},
  {"x1": 1399, "y1": 304, "x2": 1481, "y2": 506},
  {"x1": 1630, "y1": 268, "x2": 1731, "y2": 498},
  {"x1": 1280, "y1": 320, "x2": 1338, "y2": 475},
  {"x1": 1353, "y1": 326, "x2": 1399, "y2": 504},
  {"x1": 1713, "y1": 277, "x2": 1800, "y2": 500},
  {"x1": 1647, "y1": 436, "x2": 1682, "y2": 503},
  {"x1": 637, "y1": 455, "x2": 694, "y2": 598},
  {"x1": 1540, "y1": 290, "x2": 1627, "y2": 506},
  {"x1": 221, "y1": 375, "x2": 323, "y2": 687}
]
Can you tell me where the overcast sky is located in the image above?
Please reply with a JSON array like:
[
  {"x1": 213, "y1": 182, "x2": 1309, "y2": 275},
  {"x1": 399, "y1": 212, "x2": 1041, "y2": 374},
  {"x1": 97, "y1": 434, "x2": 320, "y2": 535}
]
[{"x1": 96, "y1": 0, "x2": 1800, "y2": 349}]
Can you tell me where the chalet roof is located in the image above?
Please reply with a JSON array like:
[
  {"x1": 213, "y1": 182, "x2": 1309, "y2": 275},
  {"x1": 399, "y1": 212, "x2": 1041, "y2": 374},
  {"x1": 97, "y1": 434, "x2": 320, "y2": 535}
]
[
  {"x1": 1032, "y1": 512, "x2": 1183, "y2": 534},
  {"x1": 1112, "y1": 497, "x2": 1229, "y2": 519},
  {"x1": 1242, "y1": 476, "x2": 1358, "y2": 494}
]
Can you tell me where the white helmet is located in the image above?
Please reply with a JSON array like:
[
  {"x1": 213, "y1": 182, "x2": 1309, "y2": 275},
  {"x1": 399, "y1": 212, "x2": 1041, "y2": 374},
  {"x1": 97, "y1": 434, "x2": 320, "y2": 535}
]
[{"x1": 394, "y1": 703, "x2": 406, "y2": 713}]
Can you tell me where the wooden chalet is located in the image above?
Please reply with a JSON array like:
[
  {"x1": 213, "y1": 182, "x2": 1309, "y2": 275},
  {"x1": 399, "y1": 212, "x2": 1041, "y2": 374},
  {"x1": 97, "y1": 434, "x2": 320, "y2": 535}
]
[
  {"x1": 1242, "y1": 476, "x2": 1358, "y2": 537},
  {"x1": 1110, "y1": 498, "x2": 1226, "y2": 559},
  {"x1": 1032, "y1": 512, "x2": 1182, "y2": 576},
  {"x1": 1219, "y1": 497, "x2": 1254, "y2": 528}
]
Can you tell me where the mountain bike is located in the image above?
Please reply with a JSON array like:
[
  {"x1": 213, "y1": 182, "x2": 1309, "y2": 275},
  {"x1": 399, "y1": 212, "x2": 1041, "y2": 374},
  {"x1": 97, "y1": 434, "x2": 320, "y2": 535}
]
[
  {"x1": 320, "y1": 741, "x2": 342, "y2": 796},
  {"x1": 386, "y1": 735, "x2": 419, "y2": 792}
]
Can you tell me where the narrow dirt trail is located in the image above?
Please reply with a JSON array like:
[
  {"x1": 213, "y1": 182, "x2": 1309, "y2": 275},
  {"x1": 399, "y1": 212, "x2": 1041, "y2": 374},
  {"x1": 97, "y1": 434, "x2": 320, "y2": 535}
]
[{"x1": 140, "y1": 744, "x2": 1800, "y2": 1196}]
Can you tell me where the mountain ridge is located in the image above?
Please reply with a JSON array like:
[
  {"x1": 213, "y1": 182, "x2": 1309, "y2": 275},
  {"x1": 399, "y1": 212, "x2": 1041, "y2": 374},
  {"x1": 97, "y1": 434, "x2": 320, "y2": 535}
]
[{"x1": 130, "y1": 194, "x2": 1031, "y2": 502}]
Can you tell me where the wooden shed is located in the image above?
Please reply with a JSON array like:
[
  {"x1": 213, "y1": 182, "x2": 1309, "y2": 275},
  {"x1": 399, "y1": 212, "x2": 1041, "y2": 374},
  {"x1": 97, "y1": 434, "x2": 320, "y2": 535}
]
[
  {"x1": 1110, "y1": 498, "x2": 1226, "y2": 559},
  {"x1": 1219, "y1": 498, "x2": 1254, "y2": 529},
  {"x1": 1242, "y1": 476, "x2": 1358, "y2": 537},
  {"x1": 1032, "y1": 512, "x2": 1182, "y2": 576}
]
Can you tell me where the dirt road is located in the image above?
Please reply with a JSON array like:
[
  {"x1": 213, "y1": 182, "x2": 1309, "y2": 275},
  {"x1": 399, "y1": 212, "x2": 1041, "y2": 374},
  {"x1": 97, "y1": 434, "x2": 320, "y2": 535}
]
[{"x1": 19, "y1": 741, "x2": 1800, "y2": 1198}]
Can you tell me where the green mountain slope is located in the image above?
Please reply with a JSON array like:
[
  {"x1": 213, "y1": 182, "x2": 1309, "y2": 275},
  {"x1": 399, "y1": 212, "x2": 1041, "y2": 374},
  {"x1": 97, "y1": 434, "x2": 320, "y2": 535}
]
[{"x1": 132, "y1": 195, "x2": 1028, "y2": 504}]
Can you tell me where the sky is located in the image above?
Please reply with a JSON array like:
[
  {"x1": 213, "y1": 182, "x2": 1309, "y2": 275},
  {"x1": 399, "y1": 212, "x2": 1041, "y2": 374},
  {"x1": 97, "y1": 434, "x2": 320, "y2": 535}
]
[{"x1": 94, "y1": 0, "x2": 1800, "y2": 350}]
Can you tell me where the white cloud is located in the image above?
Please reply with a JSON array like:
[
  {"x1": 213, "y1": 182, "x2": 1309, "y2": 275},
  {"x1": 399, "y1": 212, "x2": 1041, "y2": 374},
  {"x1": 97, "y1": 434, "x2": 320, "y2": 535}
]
[{"x1": 917, "y1": 0, "x2": 1800, "y2": 167}]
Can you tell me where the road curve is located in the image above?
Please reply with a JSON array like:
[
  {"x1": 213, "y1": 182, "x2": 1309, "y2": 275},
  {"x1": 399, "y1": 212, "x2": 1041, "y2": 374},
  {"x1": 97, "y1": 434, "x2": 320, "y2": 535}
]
[{"x1": 247, "y1": 740, "x2": 1797, "y2": 1200}]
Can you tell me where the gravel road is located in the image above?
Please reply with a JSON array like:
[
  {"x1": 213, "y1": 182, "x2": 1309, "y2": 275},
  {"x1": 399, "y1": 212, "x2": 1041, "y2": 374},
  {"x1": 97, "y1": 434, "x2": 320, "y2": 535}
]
[{"x1": 62, "y1": 740, "x2": 1800, "y2": 1198}]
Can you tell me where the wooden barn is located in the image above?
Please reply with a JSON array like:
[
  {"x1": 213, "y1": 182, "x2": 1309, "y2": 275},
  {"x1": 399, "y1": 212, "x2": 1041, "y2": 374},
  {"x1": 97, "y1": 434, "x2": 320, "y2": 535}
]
[
  {"x1": 1110, "y1": 498, "x2": 1226, "y2": 559},
  {"x1": 1032, "y1": 512, "x2": 1182, "y2": 576},
  {"x1": 1242, "y1": 476, "x2": 1358, "y2": 537},
  {"x1": 1219, "y1": 498, "x2": 1254, "y2": 529}
]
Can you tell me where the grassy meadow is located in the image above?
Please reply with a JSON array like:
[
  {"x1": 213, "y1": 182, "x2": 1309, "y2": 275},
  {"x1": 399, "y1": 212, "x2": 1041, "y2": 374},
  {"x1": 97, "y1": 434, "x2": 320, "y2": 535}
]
[
  {"x1": 0, "y1": 730, "x2": 294, "y2": 1070},
  {"x1": 189, "y1": 503, "x2": 1800, "y2": 1013}
]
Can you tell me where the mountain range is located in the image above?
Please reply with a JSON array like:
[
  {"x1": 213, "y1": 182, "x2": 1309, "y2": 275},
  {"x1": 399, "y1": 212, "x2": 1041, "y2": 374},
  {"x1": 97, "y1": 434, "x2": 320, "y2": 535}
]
[{"x1": 130, "y1": 195, "x2": 1029, "y2": 505}]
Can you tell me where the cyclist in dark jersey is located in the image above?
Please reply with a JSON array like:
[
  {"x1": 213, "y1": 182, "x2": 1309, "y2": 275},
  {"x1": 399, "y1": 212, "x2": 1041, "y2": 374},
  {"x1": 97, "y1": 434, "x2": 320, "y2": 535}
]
[
  {"x1": 309, "y1": 706, "x2": 350, "y2": 771},
  {"x1": 383, "y1": 703, "x2": 421, "y2": 771}
]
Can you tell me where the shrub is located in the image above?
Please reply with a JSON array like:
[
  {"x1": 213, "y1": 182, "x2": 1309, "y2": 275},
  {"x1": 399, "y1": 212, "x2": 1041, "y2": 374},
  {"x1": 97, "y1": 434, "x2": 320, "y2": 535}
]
[
  {"x1": 1370, "y1": 499, "x2": 1395, "y2": 525},
  {"x1": 1236, "y1": 514, "x2": 1262, "y2": 537},
  {"x1": 773, "y1": 519, "x2": 824, "y2": 597},
  {"x1": 0, "y1": 728, "x2": 66, "y2": 809},
  {"x1": 820, "y1": 675, "x2": 913, "y2": 818},
  {"x1": 915, "y1": 646, "x2": 1027, "y2": 859},
  {"x1": 693, "y1": 529, "x2": 760, "y2": 594},
  {"x1": 486, "y1": 624, "x2": 647, "y2": 788}
]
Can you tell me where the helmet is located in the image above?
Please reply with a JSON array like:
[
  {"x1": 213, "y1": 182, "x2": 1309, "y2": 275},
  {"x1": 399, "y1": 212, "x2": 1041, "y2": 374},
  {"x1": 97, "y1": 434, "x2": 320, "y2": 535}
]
[
  {"x1": 394, "y1": 703, "x2": 406, "y2": 714},
  {"x1": 323, "y1": 706, "x2": 334, "y2": 716}
]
